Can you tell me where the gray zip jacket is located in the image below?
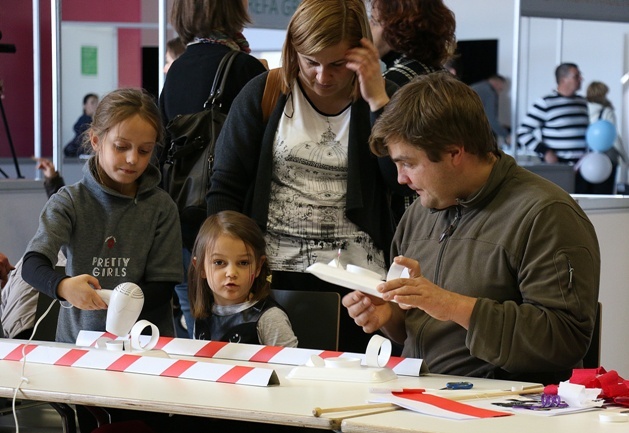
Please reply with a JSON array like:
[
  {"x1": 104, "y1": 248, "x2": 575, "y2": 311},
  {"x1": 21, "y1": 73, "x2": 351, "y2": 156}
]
[
  {"x1": 24, "y1": 158, "x2": 183, "y2": 343},
  {"x1": 394, "y1": 151, "x2": 600, "y2": 384}
]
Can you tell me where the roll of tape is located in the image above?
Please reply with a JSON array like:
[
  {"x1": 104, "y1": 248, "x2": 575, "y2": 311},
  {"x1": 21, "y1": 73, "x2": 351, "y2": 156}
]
[
  {"x1": 105, "y1": 340, "x2": 124, "y2": 351},
  {"x1": 130, "y1": 320, "x2": 160, "y2": 352},
  {"x1": 324, "y1": 357, "x2": 361, "y2": 369},
  {"x1": 95, "y1": 337, "x2": 111, "y2": 350},
  {"x1": 365, "y1": 334, "x2": 392, "y2": 368},
  {"x1": 386, "y1": 263, "x2": 410, "y2": 281}
]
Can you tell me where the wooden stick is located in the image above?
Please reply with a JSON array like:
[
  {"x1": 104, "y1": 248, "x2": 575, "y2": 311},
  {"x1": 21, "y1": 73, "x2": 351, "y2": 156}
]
[
  {"x1": 327, "y1": 406, "x2": 402, "y2": 429},
  {"x1": 313, "y1": 403, "x2": 395, "y2": 417}
]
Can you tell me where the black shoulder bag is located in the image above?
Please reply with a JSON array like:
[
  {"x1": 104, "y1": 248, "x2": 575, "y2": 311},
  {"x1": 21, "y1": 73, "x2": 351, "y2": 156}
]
[{"x1": 162, "y1": 50, "x2": 239, "y2": 248}]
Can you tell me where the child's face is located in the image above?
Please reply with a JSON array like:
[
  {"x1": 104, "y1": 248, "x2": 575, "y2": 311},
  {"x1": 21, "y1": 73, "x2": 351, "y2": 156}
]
[
  {"x1": 203, "y1": 234, "x2": 264, "y2": 306},
  {"x1": 91, "y1": 114, "x2": 156, "y2": 196}
]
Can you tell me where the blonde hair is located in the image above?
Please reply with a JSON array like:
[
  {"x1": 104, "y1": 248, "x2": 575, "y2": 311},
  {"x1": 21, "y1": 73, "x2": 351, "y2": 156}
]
[
  {"x1": 280, "y1": 0, "x2": 371, "y2": 100},
  {"x1": 586, "y1": 81, "x2": 612, "y2": 108}
]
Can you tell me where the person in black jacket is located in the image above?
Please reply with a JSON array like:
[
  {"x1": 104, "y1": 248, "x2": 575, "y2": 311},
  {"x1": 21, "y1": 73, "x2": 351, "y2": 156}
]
[
  {"x1": 369, "y1": 0, "x2": 456, "y2": 224},
  {"x1": 159, "y1": 0, "x2": 267, "y2": 338},
  {"x1": 63, "y1": 93, "x2": 98, "y2": 157}
]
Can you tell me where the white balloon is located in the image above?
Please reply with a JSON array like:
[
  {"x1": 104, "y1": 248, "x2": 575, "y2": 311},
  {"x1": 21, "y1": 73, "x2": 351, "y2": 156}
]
[{"x1": 579, "y1": 152, "x2": 613, "y2": 184}]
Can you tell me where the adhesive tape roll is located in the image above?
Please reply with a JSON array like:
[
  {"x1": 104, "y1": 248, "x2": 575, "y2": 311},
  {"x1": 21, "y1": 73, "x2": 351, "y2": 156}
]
[
  {"x1": 130, "y1": 320, "x2": 160, "y2": 352},
  {"x1": 386, "y1": 263, "x2": 410, "y2": 281},
  {"x1": 105, "y1": 340, "x2": 124, "y2": 351},
  {"x1": 324, "y1": 357, "x2": 361, "y2": 369},
  {"x1": 599, "y1": 413, "x2": 628, "y2": 423},
  {"x1": 365, "y1": 334, "x2": 392, "y2": 368}
]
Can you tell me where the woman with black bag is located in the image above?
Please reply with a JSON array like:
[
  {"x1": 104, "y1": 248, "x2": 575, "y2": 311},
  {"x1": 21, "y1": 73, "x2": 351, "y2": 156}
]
[{"x1": 159, "y1": 0, "x2": 267, "y2": 338}]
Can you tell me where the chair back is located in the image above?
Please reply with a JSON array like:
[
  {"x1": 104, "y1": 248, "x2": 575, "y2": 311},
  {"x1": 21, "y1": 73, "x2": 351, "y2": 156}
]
[{"x1": 270, "y1": 289, "x2": 340, "y2": 351}]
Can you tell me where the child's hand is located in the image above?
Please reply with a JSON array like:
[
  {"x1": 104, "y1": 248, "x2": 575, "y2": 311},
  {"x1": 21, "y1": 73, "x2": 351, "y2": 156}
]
[
  {"x1": 34, "y1": 157, "x2": 59, "y2": 180},
  {"x1": 57, "y1": 274, "x2": 108, "y2": 310}
]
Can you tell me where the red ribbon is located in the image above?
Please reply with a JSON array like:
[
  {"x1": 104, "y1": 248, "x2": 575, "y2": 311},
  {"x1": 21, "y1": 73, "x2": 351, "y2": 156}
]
[{"x1": 544, "y1": 366, "x2": 629, "y2": 407}]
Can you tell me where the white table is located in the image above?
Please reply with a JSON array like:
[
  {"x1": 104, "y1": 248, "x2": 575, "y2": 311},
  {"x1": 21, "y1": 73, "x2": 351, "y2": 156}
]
[
  {"x1": 341, "y1": 405, "x2": 629, "y2": 433},
  {"x1": 0, "y1": 339, "x2": 625, "y2": 432}
]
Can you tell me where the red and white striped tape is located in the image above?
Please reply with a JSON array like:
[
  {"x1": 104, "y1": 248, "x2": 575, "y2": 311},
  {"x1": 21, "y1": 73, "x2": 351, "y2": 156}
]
[
  {"x1": 371, "y1": 391, "x2": 512, "y2": 420},
  {"x1": 76, "y1": 331, "x2": 423, "y2": 376},
  {"x1": 0, "y1": 340, "x2": 279, "y2": 387}
]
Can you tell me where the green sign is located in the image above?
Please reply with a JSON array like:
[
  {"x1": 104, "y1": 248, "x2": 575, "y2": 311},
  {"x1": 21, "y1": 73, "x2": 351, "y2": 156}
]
[{"x1": 81, "y1": 46, "x2": 97, "y2": 76}]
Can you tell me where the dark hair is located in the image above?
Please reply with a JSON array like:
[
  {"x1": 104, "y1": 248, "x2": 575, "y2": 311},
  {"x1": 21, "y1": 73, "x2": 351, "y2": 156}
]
[
  {"x1": 166, "y1": 37, "x2": 186, "y2": 59},
  {"x1": 82, "y1": 88, "x2": 163, "y2": 155},
  {"x1": 83, "y1": 93, "x2": 98, "y2": 105},
  {"x1": 555, "y1": 63, "x2": 579, "y2": 84},
  {"x1": 370, "y1": 71, "x2": 498, "y2": 162},
  {"x1": 188, "y1": 211, "x2": 271, "y2": 319},
  {"x1": 170, "y1": 0, "x2": 251, "y2": 45},
  {"x1": 280, "y1": 0, "x2": 371, "y2": 100},
  {"x1": 371, "y1": 0, "x2": 456, "y2": 67}
]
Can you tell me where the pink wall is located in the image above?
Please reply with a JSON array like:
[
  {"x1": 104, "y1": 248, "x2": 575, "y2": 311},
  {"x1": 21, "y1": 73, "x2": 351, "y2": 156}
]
[{"x1": 0, "y1": 0, "x2": 142, "y2": 158}]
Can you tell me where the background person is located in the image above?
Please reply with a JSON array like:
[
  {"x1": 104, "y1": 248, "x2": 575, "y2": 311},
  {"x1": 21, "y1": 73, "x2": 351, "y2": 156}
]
[
  {"x1": 470, "y1": 74, "x2": 510, "y2": 145},
  {"x1": 207, "y1": 0, "x2": 398, "y2": 354},
  {"x1": 343, "y1": 72, "x2": 600, "y2": 385},
  {"x1": 368, "y1": 0, "x2": 456, "y2": 224},
  {"x1": 517, "y1": 63, "x2": 591, "y2": 193},
  {"x1": 63, "y1": 93, "x2": 98, "y2": 157},
  {"x1": 585, "y1": 80, "x2": 628, "y2": 194},
  {"x1": 163, "y1": 36, "x2": 186, "y2": 74},
  {"x1": 159, "y1": 0, "x2": 267, "y2": 338}
]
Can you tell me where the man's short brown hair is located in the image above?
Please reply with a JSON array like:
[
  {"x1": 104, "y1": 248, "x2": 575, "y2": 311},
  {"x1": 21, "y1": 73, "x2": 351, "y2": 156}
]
[{"x1": 370, "y1": 72, "x2": 498, "y2": 162}]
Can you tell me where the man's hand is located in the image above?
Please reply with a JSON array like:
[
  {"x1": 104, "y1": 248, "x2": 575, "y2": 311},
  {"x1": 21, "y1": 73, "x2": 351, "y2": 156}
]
[
  {"x1": 544, "y1": 149, "x2": 558, "y2": 164},
  {"x1": 342, "y1": 290, "x2": 392, "y2": 334},
  {"x1": 377, "y1": 256, "x2": 477, "y2": 329}
]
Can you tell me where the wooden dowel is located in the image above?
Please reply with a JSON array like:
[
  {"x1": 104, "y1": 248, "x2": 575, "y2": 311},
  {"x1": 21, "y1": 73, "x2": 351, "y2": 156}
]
[{"x1": 313, "y1": 402, "x2": 395, "y2": 417}]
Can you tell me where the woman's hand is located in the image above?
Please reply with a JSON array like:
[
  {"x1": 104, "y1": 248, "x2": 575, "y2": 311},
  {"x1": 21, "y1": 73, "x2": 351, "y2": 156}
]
[{"x1": 345, "y1": 38, "x2": 389, "y2": 111}]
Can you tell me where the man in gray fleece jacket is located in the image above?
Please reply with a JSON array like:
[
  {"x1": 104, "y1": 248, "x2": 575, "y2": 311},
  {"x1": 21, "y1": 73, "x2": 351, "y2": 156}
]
[{"x1": 343, "y1": 71, "x2": 600, "y2": 385}]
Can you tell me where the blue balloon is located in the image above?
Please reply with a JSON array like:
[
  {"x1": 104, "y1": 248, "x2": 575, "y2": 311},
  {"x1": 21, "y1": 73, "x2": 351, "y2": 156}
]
[{"x1": 586, "y1": 120, "x2": 616, "y2": 152}]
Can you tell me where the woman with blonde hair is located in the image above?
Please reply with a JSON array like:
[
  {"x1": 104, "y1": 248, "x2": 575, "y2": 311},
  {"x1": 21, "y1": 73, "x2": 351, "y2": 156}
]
[
  {"x1": 208, "y1": 0, "x2": 398, "y2": 353},
  {"x1": 586, "y1": 81, "x2": 628, "y2": 194}
]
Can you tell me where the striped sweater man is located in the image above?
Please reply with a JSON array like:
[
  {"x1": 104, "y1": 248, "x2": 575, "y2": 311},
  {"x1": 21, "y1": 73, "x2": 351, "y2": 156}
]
[{"x1": 517, "y1": 63, "x2": 589, "y2": 163}]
